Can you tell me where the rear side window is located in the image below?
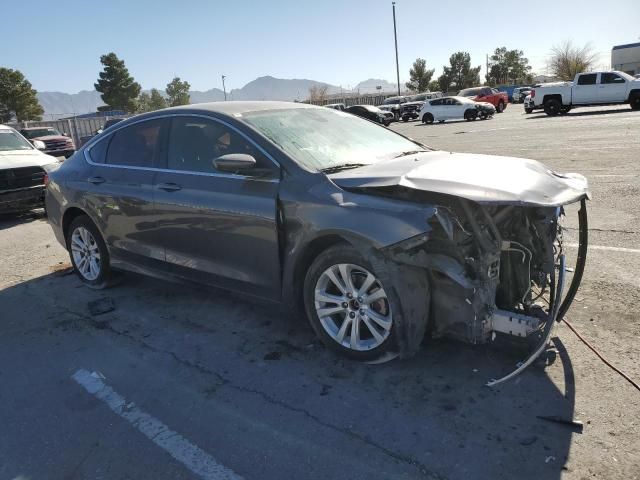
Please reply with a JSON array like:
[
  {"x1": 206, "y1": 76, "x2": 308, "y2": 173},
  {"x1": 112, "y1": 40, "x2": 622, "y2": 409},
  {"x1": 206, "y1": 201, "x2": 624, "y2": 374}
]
[
  {"x1": 577, "y1": 74, "x2": 597, "y2": 85},
  {"x1": 88, "y1": 136, "x2": 109, "y2": 163},
  {"x1": 601, "y1": 73, "x2": 625, "y2": 84},
  {"x1": 106, "y1": 119, "x2": 165, "y2": 167}
]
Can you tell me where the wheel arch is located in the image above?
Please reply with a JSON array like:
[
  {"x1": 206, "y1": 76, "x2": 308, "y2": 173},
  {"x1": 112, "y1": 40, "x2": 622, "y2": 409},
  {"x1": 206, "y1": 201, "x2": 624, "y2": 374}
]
[
  {"x1": 542, "y1": 94, "x2": 563, "y2": 105},
  {"x1": 628, "y1": 89, "x2": 640, "y2": 100},
  {"x1": 288, "y1": 233, "x2": 355, "y2": 311},
  {"x1": 62, "y1": 206, "x2": 91, "y2": 240}
]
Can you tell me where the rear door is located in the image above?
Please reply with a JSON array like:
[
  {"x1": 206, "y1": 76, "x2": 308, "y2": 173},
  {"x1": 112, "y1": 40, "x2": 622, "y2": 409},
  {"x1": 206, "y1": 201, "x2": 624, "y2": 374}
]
[
  {"x1": 573, "y1": 73, "x2": 598, "y2": 104},
  {"x1": 82, "y1": 118, "x2": 167, "y2": 264},
  {"x1": 599, "y1": 72, "x2": 628, "y2": 103},
  {"x1": 152, "y1": 115, "x2": 282, "y2": 298}
]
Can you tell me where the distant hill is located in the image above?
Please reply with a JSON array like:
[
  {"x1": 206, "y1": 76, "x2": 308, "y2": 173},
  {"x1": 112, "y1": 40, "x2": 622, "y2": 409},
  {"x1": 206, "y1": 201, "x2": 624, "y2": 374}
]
[
  {"x1": 36, "y1": 75, "x2": 353, "y2": 118},
  {"x1": 354, "y1": 78, "x2": 399, "y2": 94}
]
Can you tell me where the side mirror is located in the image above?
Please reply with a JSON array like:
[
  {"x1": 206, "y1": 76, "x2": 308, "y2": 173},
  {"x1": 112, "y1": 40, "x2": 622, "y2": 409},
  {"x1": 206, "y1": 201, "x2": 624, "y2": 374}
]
[
  {"x1": 214, "y1": 153, "x2": 256, "y2": 172},
  {"x1": 33, "y1": 140, "x2": 46, "y2": 150}
]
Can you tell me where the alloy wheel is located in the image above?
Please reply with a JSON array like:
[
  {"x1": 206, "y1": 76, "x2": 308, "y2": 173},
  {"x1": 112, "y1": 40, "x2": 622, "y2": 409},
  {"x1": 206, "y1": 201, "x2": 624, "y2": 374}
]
[
  {"x1": 314, "y1": 263, "x2": 392, "y2": 351},
  {"x1": 70, "y1": 226, "x2": 101, "y2": 281}
]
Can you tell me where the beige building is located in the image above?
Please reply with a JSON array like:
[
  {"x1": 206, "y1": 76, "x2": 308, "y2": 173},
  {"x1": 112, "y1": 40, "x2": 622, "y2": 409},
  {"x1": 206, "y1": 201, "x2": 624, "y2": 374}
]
[{"x1": 612, "y1": 42, "x2": 640, "y2": 75}]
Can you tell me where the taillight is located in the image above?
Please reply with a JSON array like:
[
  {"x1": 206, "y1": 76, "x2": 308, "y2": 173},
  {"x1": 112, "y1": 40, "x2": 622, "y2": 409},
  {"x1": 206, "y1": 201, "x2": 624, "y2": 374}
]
[
  {"x1": 531, "y1": 89, "x2": 536, "y2": 98},
  {"x1": 43, "y1": 173, "x2": 49, "y2": 187}
]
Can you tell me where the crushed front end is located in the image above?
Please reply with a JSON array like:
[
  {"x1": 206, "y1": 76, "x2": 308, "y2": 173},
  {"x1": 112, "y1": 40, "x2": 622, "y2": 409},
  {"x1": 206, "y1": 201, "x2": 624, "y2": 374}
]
[{"x1": 383, "y1": 189, "x2": 588, "y2": 349}]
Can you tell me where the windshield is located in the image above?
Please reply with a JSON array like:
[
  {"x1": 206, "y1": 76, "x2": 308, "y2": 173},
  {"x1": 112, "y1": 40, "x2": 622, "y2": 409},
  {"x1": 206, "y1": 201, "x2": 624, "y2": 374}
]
[
  {"x1": 21, "y1": 128, "x2": 60, "y2": 139},
  {"x1": 242, "y1": 107, "x2": 428, "y2": 171},
  {"x1": 383, "y1": 97, "x2": 403, "y2": 105},
  {"x1": 0, "y1": 130, "x2": 34, "y2": 151},
  {"x1": 616, "y1": 71, "x2": 635, "y2": 81},
  {"x1": 458, "y1": 88, "x2": 481, "y2": 97}
]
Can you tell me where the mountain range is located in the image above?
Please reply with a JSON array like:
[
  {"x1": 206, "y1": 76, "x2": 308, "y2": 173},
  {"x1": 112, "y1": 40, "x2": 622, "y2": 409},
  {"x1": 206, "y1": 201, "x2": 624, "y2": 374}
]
[{"x1": 36, "y1": 76, "x2": 400, "y2": 119}]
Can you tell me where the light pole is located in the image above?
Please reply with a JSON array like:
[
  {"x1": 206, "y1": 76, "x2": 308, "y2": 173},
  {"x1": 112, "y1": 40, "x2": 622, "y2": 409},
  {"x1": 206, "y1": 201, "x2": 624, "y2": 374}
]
[
  {"x1": 392, "y1": 2, "x2": 401, "y2": 96},
  {"x1": 221, "y1": 75, "x2": 227, "y2": 101}
]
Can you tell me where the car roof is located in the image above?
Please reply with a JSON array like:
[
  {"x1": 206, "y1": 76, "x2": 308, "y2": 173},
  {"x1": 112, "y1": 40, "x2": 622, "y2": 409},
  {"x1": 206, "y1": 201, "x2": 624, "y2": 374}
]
[
  {"x1": 163, "y1": 100, "x2": 319, "y2": 116},
  {"x1": 20, "y1": 126, "x2": 55, "y2": 131}
]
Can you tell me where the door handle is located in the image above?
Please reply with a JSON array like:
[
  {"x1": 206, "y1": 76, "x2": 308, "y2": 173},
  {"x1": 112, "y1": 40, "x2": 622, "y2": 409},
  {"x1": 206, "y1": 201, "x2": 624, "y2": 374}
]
[
  {"x1": 87, "y1": 176, "x2": 105, "y2": 184},
  {"x1": 157, "y1": 182, "x2": 182, "y2": 192}
]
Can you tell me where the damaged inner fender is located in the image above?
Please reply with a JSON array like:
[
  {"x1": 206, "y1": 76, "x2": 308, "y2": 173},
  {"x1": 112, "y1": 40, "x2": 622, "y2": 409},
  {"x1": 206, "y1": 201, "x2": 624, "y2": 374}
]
[{"x1": 369, "y1": 186, "x2": 578, "y2": 347}]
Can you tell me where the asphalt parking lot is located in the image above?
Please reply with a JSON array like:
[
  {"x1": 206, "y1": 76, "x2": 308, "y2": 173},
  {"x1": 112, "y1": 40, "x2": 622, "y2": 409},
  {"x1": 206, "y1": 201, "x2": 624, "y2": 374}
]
[{"x1": 1, "y1": 104, "x2": 639, "y2": 480}]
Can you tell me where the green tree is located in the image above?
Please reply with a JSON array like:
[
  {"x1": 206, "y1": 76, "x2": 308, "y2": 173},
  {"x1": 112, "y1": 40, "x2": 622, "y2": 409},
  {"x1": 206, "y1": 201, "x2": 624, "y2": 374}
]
[
  {"x1": 437, "y1": 74, "x2": 451, "y2": 93},
  {"x1": 486, "y1": 47, "x2": 532, "y2": 85},
  {"x1": 428, "y1": 79, "x2": 440, "y2": 92},
  {"x1": 549, "y1": 40, "x2": 596, "y2": 81},
  {"x1": 405, "y1": 58, "x2": 435, "y2": 92},
  {"x1": 0, "y1": 68, "x2": 44, "y2": 122},
  {"x1": 94, "y1": 52, "x2": 141, "y2": 113},
  {"x1": 136, "y1": 88, "x2": 167, "y2": 113},
  {"x1": 166, "y1": 77, "x2": 191, "y2": 106},
  {"x1": 441, "y1": 52, "x2": 481, "y2": 91}
]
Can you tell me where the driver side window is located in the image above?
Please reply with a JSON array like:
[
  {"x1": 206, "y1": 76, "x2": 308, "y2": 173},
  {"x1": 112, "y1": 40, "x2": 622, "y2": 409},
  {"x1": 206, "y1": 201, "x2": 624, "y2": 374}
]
[{"x1": 167, "y1": 116, "x2": 271, "y2": 175}]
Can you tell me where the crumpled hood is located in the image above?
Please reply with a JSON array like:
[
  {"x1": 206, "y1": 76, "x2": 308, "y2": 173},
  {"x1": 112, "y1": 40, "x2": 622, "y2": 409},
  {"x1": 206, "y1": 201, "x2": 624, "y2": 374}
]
[
  {"x1": 0, "y1": 150, "x2": 60, "y2": 169},
  {"x1": 329, "y1": 151, "x2": 590, "y2": 207}
]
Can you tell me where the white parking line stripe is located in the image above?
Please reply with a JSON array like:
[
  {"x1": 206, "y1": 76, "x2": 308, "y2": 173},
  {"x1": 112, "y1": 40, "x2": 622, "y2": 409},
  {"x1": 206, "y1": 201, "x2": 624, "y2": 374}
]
[
  {"x1": 72, "y1": 369, "x2": 243, "y2": 480},
  {"x1": 565, "y1": 243, "x2": 640, "y2": 254}
]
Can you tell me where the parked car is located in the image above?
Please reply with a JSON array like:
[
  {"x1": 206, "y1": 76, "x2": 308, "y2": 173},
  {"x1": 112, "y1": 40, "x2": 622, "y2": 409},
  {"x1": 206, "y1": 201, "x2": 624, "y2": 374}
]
[
  {"x1": 345, "y1": 105, "x2": 393, "y2": 126},
  {"x1": 458, "y1": 87, "x2": 509, "y2": 113},
  {"x1": 524, "y1": 94, "x2": 534, "y2": 114},
  {"x1": 46, "y1": 101, "x2": 588, "y2": 365},
  {"x1": 0, "y1": 125, "x2": 60, "y2": 214},
  {"x1": 512, "y1": 87, "x2": 533, "y2": 103},
  {"x1": 399, "y1": 92, "x2": 444, "y2": 122},
  {"x1": 20, "y1": 126, "x2": 76, "y2": 158},
  {"x1": 378, "y1": 96, "x2": 409, "y2": 121},
  {"x1": 530, "y1": 71, "x2": 640, "y2": 115},
  {"x1": 419, "y1": 96, "x2": 495, "y2": 124},
  {"x1": 324, "y1": 103, "x2": 346, "y2": 111}
]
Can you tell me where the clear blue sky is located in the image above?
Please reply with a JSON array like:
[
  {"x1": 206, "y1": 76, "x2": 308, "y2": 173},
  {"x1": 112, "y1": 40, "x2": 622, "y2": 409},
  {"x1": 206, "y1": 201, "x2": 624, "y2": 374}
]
[{"x1": 4, "y1": 0, "x2": 639, "y2": 93}]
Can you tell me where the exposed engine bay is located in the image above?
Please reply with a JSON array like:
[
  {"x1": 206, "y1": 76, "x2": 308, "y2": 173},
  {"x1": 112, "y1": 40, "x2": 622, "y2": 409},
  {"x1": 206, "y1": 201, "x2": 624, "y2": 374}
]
[{"x1": 374, "y1": 187, "x2": 587, "y2": 355}]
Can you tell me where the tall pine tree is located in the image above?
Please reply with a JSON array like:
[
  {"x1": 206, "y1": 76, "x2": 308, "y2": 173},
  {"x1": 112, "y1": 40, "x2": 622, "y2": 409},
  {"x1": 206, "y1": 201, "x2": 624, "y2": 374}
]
[{"x1": 94, "y1": 53, "x2": 141, "y2": 113}]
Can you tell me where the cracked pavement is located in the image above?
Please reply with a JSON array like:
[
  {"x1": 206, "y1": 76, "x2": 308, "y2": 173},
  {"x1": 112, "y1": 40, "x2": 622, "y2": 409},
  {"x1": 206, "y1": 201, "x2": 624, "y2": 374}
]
[{"x1": 1, "y1": 105, "x2": 639, "y2": 479}]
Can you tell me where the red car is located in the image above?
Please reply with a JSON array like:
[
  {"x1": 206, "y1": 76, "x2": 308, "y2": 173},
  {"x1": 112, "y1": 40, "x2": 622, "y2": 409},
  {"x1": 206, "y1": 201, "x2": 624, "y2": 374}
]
[{"x1": 458, "y1": 86, "x2": 509, "y2": 113}]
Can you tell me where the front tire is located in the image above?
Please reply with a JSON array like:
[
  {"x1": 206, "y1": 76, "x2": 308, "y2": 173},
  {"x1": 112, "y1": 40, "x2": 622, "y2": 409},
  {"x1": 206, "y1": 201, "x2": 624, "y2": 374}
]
[
  {"x1": 630, "y1": 95, "x2": 640, "y2": 110},
  {"x1": 66, "y1": 215, "x2": 112, "y2": 289},
  {"x1": 304, "y1": 245, "x2": 400, "y2": 361},
  {"x1": 525, "y1": 107, "x2": 533, "y2": 114}
]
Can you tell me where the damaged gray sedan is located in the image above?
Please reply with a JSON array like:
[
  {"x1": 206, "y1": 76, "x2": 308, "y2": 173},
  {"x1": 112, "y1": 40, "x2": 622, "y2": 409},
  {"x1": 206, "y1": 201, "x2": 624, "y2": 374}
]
[{"x1": 45, "y1": 102, "x2": 589, "y2": 369}]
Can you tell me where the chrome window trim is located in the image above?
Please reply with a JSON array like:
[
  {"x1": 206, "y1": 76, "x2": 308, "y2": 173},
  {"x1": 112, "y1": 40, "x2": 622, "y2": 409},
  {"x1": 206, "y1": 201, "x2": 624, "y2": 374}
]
[{"x1": 84, "y1": 112, "x2": 281, "y2": 183}]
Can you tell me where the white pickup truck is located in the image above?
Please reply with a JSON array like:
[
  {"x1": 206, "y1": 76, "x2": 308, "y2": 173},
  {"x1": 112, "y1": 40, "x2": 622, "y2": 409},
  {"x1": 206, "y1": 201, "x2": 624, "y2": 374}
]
[{"x1": 530, "y1": 71, "x2": 640, "y2": 115}]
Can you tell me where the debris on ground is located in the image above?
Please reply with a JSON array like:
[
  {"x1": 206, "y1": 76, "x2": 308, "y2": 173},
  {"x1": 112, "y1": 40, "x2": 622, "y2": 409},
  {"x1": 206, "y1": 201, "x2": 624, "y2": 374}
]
[
  {"x1": 537, "y1": 415, "x2": 584, "y2": 432},
  {"x1": 50, "y1": 262, "x2": 74, "y2": 276}
]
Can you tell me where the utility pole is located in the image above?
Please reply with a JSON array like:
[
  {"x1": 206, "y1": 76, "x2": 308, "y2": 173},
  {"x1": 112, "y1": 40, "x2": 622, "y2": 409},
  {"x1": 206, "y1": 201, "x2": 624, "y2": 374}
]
[
  {"x1": 486, "y1": 53, "x2": 489, "y2": 84},
  {"x1": 392, "y1": 2, "x2": 400, "y2": 96},
  {"x1": 221, "y1": 75, "x2": 227, "y2": 101}
]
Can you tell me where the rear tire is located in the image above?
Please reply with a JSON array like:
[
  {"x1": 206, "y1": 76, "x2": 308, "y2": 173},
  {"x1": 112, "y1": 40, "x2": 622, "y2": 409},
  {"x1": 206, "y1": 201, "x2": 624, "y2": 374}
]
[
  {"x1": 422, "y1": 113, "x2": 434, "y2": 124},
  {"x1": 66, "y1": 215, "x2": 112, "y2": 289},
  {"x1": 544, "y1": 98, "x2": 562, "y2": 116},
  {"x1": 496, "y1": 101, "x2": 505, "y2": 113}
]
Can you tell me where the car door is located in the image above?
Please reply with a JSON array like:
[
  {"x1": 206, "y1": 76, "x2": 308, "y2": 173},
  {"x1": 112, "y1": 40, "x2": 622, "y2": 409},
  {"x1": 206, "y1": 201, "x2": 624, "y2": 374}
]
[
  {"x1": 599, "y1": 72, "x2": 628, "y2": 103},
  {"x1": 573, "y1": 73, "x2": 598, "y2": 104},
  {"x1": 82, "y1": 118, "x2": 167, "y2": 264},
  {"x1": 152, "y1": 114, "x2": 282, "y2": 298},
  {"x1": 426, "y1": 99, "x2": 441, "y2": 119}
]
